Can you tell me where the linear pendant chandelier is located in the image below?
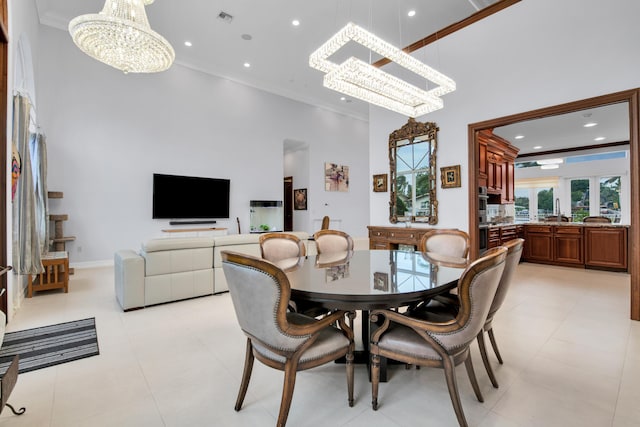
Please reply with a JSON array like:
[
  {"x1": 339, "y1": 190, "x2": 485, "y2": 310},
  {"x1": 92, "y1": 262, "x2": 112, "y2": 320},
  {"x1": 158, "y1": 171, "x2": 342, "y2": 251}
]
[
  {"x1": 309, "y1": 22, "x2": 455, "y2": 117},
  {"x1": 68, "y1": 0, "x2": 175, "y2": 74}
]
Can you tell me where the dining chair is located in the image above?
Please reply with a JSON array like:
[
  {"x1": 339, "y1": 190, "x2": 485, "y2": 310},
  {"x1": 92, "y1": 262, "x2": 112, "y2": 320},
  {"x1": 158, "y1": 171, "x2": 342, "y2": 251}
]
[
  {"x1": 582, "y1": 215, "x2": 612, "y2": 223},
  {"x1": 369, "y1": 246, "x2": 507, "y2": 427},
  {"x1": 259, "y1": 232, "x2": 306, "y2": 262},
  {"x1": 221, "y1": 251, "x2": 355, "y2": 427},
  {"x1": 313, "y1": 229, "x2": 354, "y2": 254},
  {"x1": 477, "y1": 238, "x2": 524, "y2": 388},
  {"x1": 321, "y1": 215, "x2": 330, "y2": 230},
  {"x1": 418, "y1": 229, "x2": 471, "y2": 262}
]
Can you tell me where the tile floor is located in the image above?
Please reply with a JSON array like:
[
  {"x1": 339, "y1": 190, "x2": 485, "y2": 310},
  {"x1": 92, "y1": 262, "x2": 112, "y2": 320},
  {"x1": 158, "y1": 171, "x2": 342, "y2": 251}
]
[{"x1": 0, "y1": 262, "x2": 638, "y2": 427}]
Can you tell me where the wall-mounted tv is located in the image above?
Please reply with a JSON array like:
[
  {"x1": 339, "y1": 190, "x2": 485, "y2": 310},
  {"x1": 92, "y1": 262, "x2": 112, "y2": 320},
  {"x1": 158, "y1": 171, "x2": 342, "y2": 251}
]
[{"x1": 152, "y1": 173, "x2": 230, "y2": 219}]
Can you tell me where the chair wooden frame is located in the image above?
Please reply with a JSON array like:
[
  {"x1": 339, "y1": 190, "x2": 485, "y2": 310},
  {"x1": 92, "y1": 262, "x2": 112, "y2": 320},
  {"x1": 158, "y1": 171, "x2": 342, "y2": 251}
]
[
  {"x1": 222, "y1": 251, "x2": 355, "y2": 427},
  {"x1": 259, "y1": 232, "x2": 306, "y2": 262},
  {"x1": 370, "y1": 247, "x2": 507, "y2": 427},
  {"x1": 313, "y1": 230, "x2": 354, "y2": 254},
  {"x1": 321, "y1": 215, "x2": 330, "y2": 230},
  {"x1": 477, "y1": 238, "x2": 524, "y2": 388}
]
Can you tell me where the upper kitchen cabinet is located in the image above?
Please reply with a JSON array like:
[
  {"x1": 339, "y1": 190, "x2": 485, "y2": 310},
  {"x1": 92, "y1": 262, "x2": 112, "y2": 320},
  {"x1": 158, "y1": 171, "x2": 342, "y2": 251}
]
[{"x1": 477, "y1": 129, "x2": 519, "y2": 204}]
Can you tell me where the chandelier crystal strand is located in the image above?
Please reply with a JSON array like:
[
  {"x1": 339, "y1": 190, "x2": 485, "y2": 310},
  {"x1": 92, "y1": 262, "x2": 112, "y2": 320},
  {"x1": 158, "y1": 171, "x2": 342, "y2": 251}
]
[
  {"x1": 309, "y1": 22, "x2": 455, "y2": 117},
  {"x1": 69, "y1": 0, "x2": 175, "y2": 74}
]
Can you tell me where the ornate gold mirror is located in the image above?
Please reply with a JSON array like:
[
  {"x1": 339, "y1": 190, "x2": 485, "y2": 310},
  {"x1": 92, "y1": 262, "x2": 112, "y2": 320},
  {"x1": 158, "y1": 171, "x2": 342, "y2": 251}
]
[{"x1": 389, "y1": 118, "x2": 438, "y2": 224}]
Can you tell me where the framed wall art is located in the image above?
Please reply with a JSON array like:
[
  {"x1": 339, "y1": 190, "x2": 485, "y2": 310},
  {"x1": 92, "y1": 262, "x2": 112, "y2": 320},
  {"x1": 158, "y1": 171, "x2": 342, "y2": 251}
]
[
  {"x1": 372, "y1": 174, "x2": 387, "y2": 192},
  {"x1": 440, "y1": 165, "x2": 461, "y2": 189},
  {"x1": 294, "y1": 188, "x2": 307, "y2": 210},
  {"x1": 325, "y1": 162, "x2": 349, "y2": 192}
]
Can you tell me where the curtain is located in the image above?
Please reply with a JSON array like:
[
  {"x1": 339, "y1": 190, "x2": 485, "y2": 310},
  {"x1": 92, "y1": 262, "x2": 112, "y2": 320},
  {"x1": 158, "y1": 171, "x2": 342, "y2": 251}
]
[
  {"x1": 30, "y1": 132, "x2": 49, "y2": 256},
  {"x1": 11, "y1": 94, "x2": 42, "y2": 275}
]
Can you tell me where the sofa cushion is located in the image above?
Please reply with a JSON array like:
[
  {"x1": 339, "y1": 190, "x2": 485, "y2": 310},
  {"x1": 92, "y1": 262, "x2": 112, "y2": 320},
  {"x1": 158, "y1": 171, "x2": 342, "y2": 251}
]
[
  {"x1": 213, "y1": 234, "x2": 260, "y2": 246},
  {"x1": 143, "y1": 247, "x2": 213, "y2": 276},
  {"x1": 142, "y1": 237, "x2": 214, "y2": 252}
]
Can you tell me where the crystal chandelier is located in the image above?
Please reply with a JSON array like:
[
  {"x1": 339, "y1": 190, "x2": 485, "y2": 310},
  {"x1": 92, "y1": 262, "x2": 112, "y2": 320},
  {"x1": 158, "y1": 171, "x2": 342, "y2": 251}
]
[
  {"x1": 68, "y1": 0, "x2": 175, "y2": 74},
  {"x1": 309, "y1": 22, "x2": 455, "y2": 117}
]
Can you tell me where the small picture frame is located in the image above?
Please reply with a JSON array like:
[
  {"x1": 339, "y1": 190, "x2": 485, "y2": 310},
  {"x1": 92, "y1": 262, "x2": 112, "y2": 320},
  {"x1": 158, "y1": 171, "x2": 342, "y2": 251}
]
[
  {"x1": 294, "y1": 188, "x2": 307, "y2": 210},
  {"x1": 440, "y1": 165, "x2": 461, "y2": 189},
  {"x1": 373, "y1": 272, "x2": 389, "y2": 291},
  {"x1": 372, "y1": 174, "x2": 387, "y2": 192}
]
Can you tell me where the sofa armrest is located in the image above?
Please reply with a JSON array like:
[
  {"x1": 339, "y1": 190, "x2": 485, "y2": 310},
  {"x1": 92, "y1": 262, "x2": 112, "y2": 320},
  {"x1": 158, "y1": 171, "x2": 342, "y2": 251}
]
[{"x1": 114, "y1": 250, "x2": 145, "y2": 311}]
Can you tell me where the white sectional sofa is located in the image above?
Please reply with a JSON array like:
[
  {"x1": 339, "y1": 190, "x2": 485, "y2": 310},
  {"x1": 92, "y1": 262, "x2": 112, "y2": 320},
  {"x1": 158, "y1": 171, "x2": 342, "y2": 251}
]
[{"x1": 114, "y1": 231, "x2": 312, "y2": 311}]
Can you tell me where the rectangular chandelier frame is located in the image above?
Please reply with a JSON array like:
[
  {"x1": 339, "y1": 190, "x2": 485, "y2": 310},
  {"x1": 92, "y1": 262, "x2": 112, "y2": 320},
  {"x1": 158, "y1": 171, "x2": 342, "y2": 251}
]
[{"x1": 309, "y1": 22, "x2": 456, "y2": 117}]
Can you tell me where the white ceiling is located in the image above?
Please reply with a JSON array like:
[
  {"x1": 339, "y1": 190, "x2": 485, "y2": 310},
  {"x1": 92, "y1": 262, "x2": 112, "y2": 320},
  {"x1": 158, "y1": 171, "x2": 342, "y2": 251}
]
[
  {"x1": 493, "y1": 102, "x2": 630, "y2": 158},
  {"x1": 34, "y1": 0, "x2": 499, "y2": 121}
]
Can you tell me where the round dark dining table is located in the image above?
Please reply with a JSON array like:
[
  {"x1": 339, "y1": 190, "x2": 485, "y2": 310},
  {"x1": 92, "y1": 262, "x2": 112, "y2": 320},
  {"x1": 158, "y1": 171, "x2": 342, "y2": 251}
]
[{"x1": 279, "y1": 249, "x2": 468, "y2": 381}]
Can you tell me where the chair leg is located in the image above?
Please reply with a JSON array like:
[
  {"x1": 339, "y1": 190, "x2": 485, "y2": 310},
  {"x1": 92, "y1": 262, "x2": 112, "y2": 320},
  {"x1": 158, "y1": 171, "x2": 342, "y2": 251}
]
[
  {"x1": 346, "y1": 346, "x2": 355, "y2": 407},
  {"x1": 487, "y1": 327, "x2": 504, "y2": 364},
  {"x1": 371, "y1": 353, "x2": 380, "y2": 410},
  {"x1": 464, "y1": 353, "x2": 484, "y2": 403},
  {"x1": 477, "y1": 332, "x2": 499, "y2": 388},
  {"x1": 442, "y1": 355, "x2": 469, "y2": 427},
  {"x1": 277, "y1": 360, "x2": 298, "y2": 427},
  {"x1": 235, "y1": 339, "x2": 255, "y2": 411}
]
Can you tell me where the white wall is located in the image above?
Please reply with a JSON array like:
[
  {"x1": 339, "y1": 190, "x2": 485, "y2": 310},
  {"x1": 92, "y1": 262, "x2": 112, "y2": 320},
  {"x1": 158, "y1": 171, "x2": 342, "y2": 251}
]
[
  {"x1": 369, "y1": 0, "x2": 640, "y2": 231},
  {"x1": 31, "y1": 25, "x2": 368, "y2": 264}
]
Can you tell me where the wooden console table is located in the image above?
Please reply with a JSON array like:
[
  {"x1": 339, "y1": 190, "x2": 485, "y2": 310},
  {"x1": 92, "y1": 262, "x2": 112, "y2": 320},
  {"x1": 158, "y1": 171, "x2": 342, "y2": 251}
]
[
  {"x1": 368, "y1": 226, "x2": 431, "y2": 250},
  {"x1": 27, "y1": 251, "x2": 69, "y2": 297}
]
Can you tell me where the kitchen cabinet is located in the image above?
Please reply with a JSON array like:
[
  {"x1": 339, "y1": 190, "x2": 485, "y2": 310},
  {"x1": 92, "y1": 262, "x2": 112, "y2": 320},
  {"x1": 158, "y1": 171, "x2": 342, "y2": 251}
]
[
  {"x1": 523, "y1": 224, "x2": 627, "y2": 271},
  {"x1": 585, "y1": 227, "x2": 628, "y2": 271},
  {"x1": 478, "y1": 139, "x2": 488, "y2": 188},
  {"x1": 553, "y1": 226, "x2": 583, "y2": 265},
  {"x1": 524, "y1": 225, "x2": 554, "y2": 262},
  {"x1": 477, "y1": 130, "x2": 519, "y2": 204}
]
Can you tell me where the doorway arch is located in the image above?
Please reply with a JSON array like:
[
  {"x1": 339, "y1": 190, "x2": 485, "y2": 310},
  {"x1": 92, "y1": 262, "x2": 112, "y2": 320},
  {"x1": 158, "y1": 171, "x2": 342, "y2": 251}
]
[{"x1": 467, "y1": 89, "x2": 640, "y2": 320}]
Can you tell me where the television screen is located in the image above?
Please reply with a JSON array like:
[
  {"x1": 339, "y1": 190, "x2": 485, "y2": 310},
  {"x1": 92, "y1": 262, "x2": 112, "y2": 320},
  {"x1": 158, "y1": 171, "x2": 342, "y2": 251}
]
[{"x1": 152, "y1": 173, "x2": 230, "y2": 219}]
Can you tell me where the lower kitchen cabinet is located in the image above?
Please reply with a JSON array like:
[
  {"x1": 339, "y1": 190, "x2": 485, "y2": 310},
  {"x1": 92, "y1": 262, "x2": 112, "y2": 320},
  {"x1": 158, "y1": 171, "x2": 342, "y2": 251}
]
[
  {"x1": 523, "y1": 224, "x2": 628, "y2": 271},
  {"x1": 585, "y1": 227, "x2": 628, "y2": 271}
]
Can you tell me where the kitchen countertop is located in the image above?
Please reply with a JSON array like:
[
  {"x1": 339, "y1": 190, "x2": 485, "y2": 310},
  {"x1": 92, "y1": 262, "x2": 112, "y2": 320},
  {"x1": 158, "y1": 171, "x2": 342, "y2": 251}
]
[{"x1": 485, "y1": 222, "x2": 629, "y2": 228}]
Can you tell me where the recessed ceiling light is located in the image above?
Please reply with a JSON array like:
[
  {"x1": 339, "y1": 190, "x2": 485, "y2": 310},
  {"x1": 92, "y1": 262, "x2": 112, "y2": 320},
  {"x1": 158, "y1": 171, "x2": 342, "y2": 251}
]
[
  {"x1": 184, "y1": 41, "x2": 192, "y2": 47},
  {"x1": 340, "y1": 96, "x2": 346, "y2": 101},
  {"x1": 514, "y1": 135, "x2": 524, "y2": 140},
  {"x1": 292, "y1": 19, "x2": 300, "y2": 26},
  {"x1": 241, "y1": 34, "x2": 252, "y2": 41},
  {"x1": 408, "y1": 10, "x2": 416, "y2": 17},
  {"x1": 533, "y1": 145, "x2": 542, "y2": 150},
  {"x1": 243, "y1": 62, "x2": 251, "y2": 68},
  {"x1": 594, "y1": 136, "x2": 606, "y2": 141},
  {"x1": 584, "y1": 122, "x2": 598, "y2": 128},
  {"x1": 540, "y1": 164, "x2": 559, "y2": 170},
  {"x1": 537, "y1": 158, "x2": 564, "y2": 165}
]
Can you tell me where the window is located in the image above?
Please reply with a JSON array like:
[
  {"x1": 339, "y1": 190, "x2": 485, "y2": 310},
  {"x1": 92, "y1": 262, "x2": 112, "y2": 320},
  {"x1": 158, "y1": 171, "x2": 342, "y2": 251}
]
[
  {"x1": 514, "y1": 188, "x2": 530, "y2": 222},
  {"x1": 570, "y1": 178, "x2": 590, "y2": 222},
  {"x1": 599, "y1": 176, "x2": 622, "y2": 223},
  {"x1": 537, "y1": 187, "x2": 554, "y2": 219}
]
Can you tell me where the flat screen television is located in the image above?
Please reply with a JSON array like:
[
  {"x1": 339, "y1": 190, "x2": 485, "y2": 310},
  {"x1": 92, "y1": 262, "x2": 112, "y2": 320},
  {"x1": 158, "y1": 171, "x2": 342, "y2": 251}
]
[{"x1": 152, "y1": 173, "x2": 230, "y2": 219}]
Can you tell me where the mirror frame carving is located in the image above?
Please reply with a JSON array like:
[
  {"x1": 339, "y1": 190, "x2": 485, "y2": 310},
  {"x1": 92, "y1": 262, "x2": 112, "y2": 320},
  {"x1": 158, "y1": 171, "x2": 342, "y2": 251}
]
[{"x1": 389, "y1": 118, "x2": 438, "y2": 224}]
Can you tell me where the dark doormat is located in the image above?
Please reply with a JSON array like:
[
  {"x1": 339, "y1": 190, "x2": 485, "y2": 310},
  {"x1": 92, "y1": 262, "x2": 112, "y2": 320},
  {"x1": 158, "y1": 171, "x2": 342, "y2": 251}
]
[{"x1": 0, "y1": 317, "x2": 99, "y2": 374}]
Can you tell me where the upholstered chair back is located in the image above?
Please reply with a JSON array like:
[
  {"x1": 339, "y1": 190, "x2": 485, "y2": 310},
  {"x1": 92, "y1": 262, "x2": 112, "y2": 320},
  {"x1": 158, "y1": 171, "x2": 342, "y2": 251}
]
[
  {"x1": 259, "y1": 233, "x2": 306, "y2": 262},
  {"x1": 222, "y1": 252, "x2": 308, "y2": 352},
  {"x1": 419, "y1": 229, "x2": 470, "y2": 259},
  {"x1": 313, "y1": 230, "x2": 354, "y2": 254},
  {"x1": 487, "y1": 238, "x2": 524, "y2": 321},
  {"x1": 429, "y1": 247, "x2": 506, "y2": 352},
  {"x1": 583, "y1": 216, "x2": 612, "y2": 223}
]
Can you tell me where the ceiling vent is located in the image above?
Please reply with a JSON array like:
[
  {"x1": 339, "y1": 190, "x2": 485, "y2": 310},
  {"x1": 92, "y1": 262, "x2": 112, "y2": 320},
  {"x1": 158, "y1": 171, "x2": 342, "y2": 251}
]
[{"x1": 217, "y1": 11, "x2": 233, "y2": 23}]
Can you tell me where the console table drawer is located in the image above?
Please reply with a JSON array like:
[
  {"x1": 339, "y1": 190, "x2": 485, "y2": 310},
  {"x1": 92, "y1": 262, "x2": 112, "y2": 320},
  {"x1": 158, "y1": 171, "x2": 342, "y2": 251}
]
[{"x1": 369, "y1": 229, "x2": 388, "y2": 238}]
